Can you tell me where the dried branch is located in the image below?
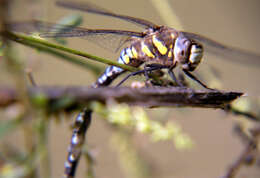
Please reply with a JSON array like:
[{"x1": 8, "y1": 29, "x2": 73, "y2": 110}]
[{"x1": 0, "y1": 86, "x2": 242, "y2": 112}]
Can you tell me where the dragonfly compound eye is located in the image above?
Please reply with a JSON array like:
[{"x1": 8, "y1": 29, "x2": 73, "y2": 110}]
[
  {"x1": 185, "y1": 43, "x2": 203, "y2": 71},
  {"x1": 174, "y1": 36, "x2": 191, "y2": 64}
]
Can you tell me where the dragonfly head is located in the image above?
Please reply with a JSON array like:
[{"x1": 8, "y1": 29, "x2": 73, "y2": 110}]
[{"x1": 174, "y1": 36, "x2": 203, "y2": 71}]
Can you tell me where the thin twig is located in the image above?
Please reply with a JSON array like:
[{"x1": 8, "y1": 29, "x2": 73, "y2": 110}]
[
  {"x1": 224, "y1": 104, "x2": 260, "y2": 122},
  {"x1": 26, "y1": 68, "x2": 51, "y2": 178},
  {"x1": 8, "y1": 32, "x2": 103, "y2": 75},
  {"x1": 4, "y1": 31, "x2": 139, "y2": 72},
  {"x1": 82, "y1": 147, "x2": 95, "y2": 178}
]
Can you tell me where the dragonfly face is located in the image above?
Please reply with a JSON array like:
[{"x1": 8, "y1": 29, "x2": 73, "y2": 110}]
[{"x1": 174, "y1": 36, "x2": 203, "y2": 71}]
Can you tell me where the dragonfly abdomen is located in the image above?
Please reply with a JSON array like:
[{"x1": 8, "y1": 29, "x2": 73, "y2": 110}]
[{"x1": 92, "y1": 46, "x2": 143, "y2": 87}]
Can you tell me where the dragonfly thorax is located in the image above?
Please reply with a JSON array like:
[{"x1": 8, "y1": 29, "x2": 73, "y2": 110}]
[{"x1": 174, "y1": 36, "x2": 203, "y2": 71}]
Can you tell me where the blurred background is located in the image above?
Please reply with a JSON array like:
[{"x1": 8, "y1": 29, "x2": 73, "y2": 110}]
[{"x1": 0, "y1": 0, "x2": 260, "y2": 178}]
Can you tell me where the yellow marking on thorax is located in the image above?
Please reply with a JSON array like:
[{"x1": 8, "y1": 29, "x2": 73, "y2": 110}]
[
  {"x1": 141, "y1": 42, "x2": 155, "y2": 58},
  {"x1": 131, "y1": 47, "x2": 138, "y2": 58},
  {"x1": 168, "y1": 44, "x2": 173, "y2": 58},
  {"x1": 168, "y1": 50, "x2": 172, "y2": 58},
  {"x1": 152, "y1": 35, "x2": 168, "y2": 55},
  {"x1": 122, "y1": 54, "x2": 130, "y2": 64}
]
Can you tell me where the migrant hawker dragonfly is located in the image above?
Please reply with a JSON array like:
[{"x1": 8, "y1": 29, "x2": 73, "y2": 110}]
[{"x1": 9, "y1": 1, "x2": 260, "y2": 177}]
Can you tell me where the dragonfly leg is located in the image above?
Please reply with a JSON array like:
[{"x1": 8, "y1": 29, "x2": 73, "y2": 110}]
[
  {"x1": 143, "y1": 64, "x2": 158, "y2": 86},
  {"x1": 143, "y1": 64, "x2": 150, "y2": 81},
  {"x1": 116, "y1": 65, "x2": 165, "y2": 87},
  {"x1": 143, "y1": 64, "x2": 160, "y2": 82},
  {"x1": 144, "y1": 64, "x2": 168, "y2": 86},
  {"x1": 168, "y1": 68, "x2": 184, "y2": 87},
  {"x1": 64, "y1": 109, "x2": 92, "y2": 178},
  {"x1": 116, "y1": 69, "x2": 149, "y2": 87},
  {"x1": 182, "y1": 69, "x2": 214, "y2": 90}
]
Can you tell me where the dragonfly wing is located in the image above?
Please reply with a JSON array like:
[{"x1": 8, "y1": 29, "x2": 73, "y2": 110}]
[
  {"x1": 183, "y1": 32, "x2": 260, "y2": 67},
  {"x1": 56, "y1": 0, "x2": 158, "y2": 29},
  {"x1": 7, "y1": 21, "x2": 45, "y2": 33},
  {"x1": 9, "y1": 20, "x2": 143, "y2": 52},
  {"x1": 81, "y1": 33, "x2": 132, "y2": 52}
]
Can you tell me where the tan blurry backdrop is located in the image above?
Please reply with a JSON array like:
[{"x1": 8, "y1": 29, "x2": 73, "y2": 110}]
[{"x1": 1, "y1": 0, "x2": 260, "y2": 178}]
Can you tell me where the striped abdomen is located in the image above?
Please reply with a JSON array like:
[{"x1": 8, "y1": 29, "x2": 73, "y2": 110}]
[{"x1": 92, "y1": 46, "x2": 143, "y2": 87}]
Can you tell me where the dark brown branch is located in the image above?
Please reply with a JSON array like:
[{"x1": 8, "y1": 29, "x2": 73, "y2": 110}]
[{"x1": 0, "y1": 86, "x2": 242, "y2": 112}]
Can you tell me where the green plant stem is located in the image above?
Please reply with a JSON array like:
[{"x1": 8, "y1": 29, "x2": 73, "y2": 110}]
[
  {"x1": 83, "y1": 147, "x2": 95, "y2": 178},
  {"x1": 7, "y1": 33, "x2": 102, "y2": 75},
  {"x1": 37, "y1": 114, "x2": 51, "y2": 178},
  {"x1": 5, "y1": 31, "x2": 139, "y2": 72}
]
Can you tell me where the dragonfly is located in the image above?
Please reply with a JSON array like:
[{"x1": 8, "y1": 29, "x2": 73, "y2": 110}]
[
  {"x1": 9, "y1": 1, "x2": 260, "y2": 177},
  {"x1": 10, "y1": 2, "x2": 260, "y2": 89}
]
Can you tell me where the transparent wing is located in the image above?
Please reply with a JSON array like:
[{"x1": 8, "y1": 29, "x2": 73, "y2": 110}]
[
  {"x1": 8, "y1": 20, "x2": 143, "y2": 52},
  {"x1": 56, "y1": 0, "x2": 158, "y2": 29},
  {"x1": 183, "y1": 32, "x2": 260, "y2": 66}
]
